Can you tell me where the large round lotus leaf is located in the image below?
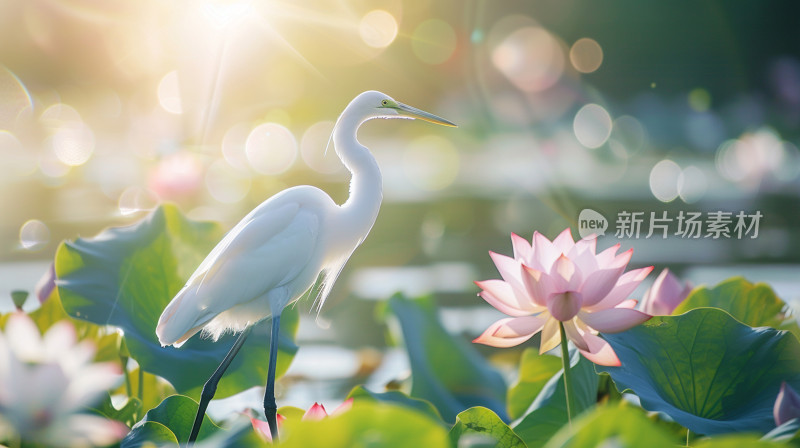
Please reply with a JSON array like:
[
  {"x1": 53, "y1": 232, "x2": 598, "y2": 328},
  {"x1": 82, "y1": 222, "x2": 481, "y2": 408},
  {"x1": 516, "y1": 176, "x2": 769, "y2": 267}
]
[
  {"x1": 280, "y1": 401, "x2": 450, "y2": 448},
  {"x1": 56, "y1": 204, "x2": 299, "y2": 399},
  {"x1": 449, "y1": 406, "x2": 526, "y2": 448},
  {"x1": 598, "y1": 308, "x2": 800, "y2": 435},
  {"x1": 384, "y1": 293, "x2": 507, "y2": 422}
]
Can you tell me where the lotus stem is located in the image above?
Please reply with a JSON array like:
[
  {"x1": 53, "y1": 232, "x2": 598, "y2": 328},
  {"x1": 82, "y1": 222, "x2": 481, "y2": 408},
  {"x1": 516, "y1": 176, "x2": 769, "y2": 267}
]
[
  {"x1": 138, "y1": 367, "x2": 144, "y2": 401},
  {"x1": 559, "y1": 321, "x2": 575, "y2": 425},
  {"x1": 121, "y1": 356, "x2": 132, "y2": 397}
]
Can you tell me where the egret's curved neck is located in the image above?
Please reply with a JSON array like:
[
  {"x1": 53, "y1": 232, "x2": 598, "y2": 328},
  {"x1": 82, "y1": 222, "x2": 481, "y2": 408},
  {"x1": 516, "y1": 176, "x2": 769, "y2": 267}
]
[{"x1": 333, "y1": 113, "x2": 383, "y2": 234}]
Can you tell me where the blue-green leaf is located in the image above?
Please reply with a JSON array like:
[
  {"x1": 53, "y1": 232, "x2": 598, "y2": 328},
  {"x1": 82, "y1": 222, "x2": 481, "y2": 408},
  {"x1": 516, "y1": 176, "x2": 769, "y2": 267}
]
[
  {"x1": 384, "y1": 294, "x2": 507, "y2": 422},
  {"x1": 543, "y1": 404, "x2": 679, "y2": 448},
  {"x1": 131, "y1": 394, "x2": 220, "y2": 444},
  {"x1": 121, "y1": 421, "x2": 179, "y2": 448},
  {"x1": 507, "y1": 349, "x2": 563, "y2": 420},
  {"x1": 347, "y1": 385, "x2": 443, "y2": 422},
  {"x1": 512, "y1": 351, "x2": 599, "y2": 448},
  {"x1": 599, "y1": 308, "x2": 800, "y2": 435},
  {"x1": 450, "y1": 406, "x2": 527, "y2": 448},
  {"x1": 279, "y1": 401, "x2": 450, "y2": 448},
  {"x1": 55, "y1": 204, "x2": 299, "y2": 399},
  {"x1": 673, "y1": 277, "x2": 785, "y2": 327}
]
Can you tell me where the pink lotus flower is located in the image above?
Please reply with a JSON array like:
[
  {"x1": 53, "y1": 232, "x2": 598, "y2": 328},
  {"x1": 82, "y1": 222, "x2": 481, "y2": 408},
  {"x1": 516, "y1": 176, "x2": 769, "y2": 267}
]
[
  {"x1": 250, "y1": 399, "x2": 353, "y2": 441},
  {"x1": 774, "y1": 382, "x2": 800, "y2": 426},
  {"x1": 473, "y1": 229, "x2": 653, "y2": 367},
  {"x1": 639, "y1": 268, "x2": 692, "y2": 316}
]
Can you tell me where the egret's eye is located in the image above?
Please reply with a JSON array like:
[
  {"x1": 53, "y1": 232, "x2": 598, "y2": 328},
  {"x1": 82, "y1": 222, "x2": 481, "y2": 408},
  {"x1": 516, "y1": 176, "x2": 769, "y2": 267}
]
[{"x1": 381, "y1": 99, "x2": 389, "y2": 106}]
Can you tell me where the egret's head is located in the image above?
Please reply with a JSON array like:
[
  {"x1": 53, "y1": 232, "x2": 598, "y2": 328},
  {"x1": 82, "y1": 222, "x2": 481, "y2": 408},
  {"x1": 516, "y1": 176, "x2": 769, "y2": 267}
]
[{"x1": 352, "y1": 90, "x2": 456, "y2": 127}]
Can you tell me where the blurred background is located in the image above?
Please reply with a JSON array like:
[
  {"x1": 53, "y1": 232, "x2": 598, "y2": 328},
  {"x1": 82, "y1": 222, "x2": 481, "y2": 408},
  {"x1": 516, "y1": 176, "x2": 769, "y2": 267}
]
[{"x1": 1, "y1": 0, "x2": 799, "y2": 410}]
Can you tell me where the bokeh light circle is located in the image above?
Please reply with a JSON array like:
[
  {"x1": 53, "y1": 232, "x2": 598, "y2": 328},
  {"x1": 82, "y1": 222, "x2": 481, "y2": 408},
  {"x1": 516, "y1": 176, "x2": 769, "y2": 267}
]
[
  {"x1": 205, "y1": 159, "x2": 251, "y2": 204},
  {"x1": 403, "y1": 135, "x2": 459, "y2": 191},
  {"x1": 611, "y1": 115, "x2": 647, "y2": 157},
  {"x1": 19, "y1": 219, "x2": 50, "y2": 250},
  {"x1": 573, "y1": 104, "x2": 612, "y2": 149},
  {"x1": 569, "y1": 38, "x2": 603, "y2": 73},
  {"x1": 118, "y1": 186, "x2": 159, "y2": 216},
  {"x1": 412, "y1": 19, "x2": 457, "y2": 65},
  {"x1": 688, "y1": 88, "x2": 711, "y2": 112},
  {"x1": 649, "y1": 159, "x2": 682, "y2": 202},
  {"x1": 158, "y1": 71, "x2": 183, "y2": 115},
  {"x1": 359, "y1": 10, "x2": 398, "y2": 49},
  {"x1": 53, "y1": 122, "x2": 95, "y2": 166},
  {"x1": 300, "y1": 120, "x2": 343, "y2": 174},
  {"x1": 245, "y1": 123, "x2": 297, "y2": 175},
  {"x1": 678, "y1": 165, "x2": 708, "y2": 203},
  {"x1": 492, "y1": 26, "x2": 564, "y2": 92},
  {"x1": 40, "y1": 103, "x2": 82, "y2": 129},
  {"x1": 39, "y1": 148, "x2": 71, "y2": 179},
  {"x1": 222, "y1": 123, "x2": 252, "y2": 171}
]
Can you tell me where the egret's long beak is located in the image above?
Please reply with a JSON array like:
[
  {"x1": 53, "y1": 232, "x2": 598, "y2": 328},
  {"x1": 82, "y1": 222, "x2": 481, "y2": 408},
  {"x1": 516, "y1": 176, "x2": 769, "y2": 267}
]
[{"x1": 397, "y1": 102, "x2": 457, "y2": 127}]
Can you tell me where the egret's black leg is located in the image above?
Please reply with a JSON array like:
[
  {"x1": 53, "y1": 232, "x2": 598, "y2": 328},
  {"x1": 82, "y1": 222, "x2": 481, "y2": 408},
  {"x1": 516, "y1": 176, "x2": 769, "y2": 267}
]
[
  {"x1": 188, "y1": 326, "x2": 253, "y2": 445},
  {"x1": 263, "y1": 313, "x2": 282, "y2": 441}
]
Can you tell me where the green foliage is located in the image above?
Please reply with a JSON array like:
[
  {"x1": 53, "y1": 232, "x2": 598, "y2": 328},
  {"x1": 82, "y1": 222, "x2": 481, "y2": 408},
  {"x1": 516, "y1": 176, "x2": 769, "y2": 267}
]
[
  {"x1": 113, "y1": 368, "x2": 177, "y2": 412},
  {"x1": 347, "y1": 385, "x2": 443, "y2": 422},
  {"x1": 599, "y1": 308, "x2": 800, "y2": 435},
  {"x1": 449, "y1": 406, "x2": 527, "y2": 448},
  {"x1": 122, "y1": 421, "x2": 179, "y2": 447},
  {"x1": 277, "y1": 405, "x2": 306, "y2": 421},
  {"x1": 91, "y1": 394, "x2": 143, "y2": 428},
  {"x1": 279, "y1": 401, "x2": 450, "y2": 448},
  {"x1": 193, "y1": 417, "x2": 267, "y2": 448},
  {"x1": 10, "y1": 290, "x2": 28, "y2": 309},
  {"x1": 674, "y1": 277, "x2": 785, "y2": 327},
  {"x1": 512, "y1": 351, "x2": 599, "y2": 448},
  {"x1": 122, "y1": 395, "x2": 221, "y2": 446},
  {"x1": 543, "y1": 404, "x2": 680, "y2": 448},
  {"x1": 762, "y1": 419, "x2": 800, "y2": 444},
  {"x1": 54, "y1": 204, "x2": 299, "y2": 399},
  {"x1": 384, "y1": 293, "x2": 507, "y2": 422},
  {"x1": 693, "y1": 435, "x2": 788, "y2": 447},
  {"x1": 507, "y1": 348, "x2": 563, "y2": 420}
]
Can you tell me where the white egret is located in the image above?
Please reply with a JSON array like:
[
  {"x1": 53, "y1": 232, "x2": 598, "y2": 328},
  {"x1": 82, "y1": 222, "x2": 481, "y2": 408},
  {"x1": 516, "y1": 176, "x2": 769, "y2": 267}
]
[{"x1": 155, "y1": 91, "x2": 455, "y2": 443}]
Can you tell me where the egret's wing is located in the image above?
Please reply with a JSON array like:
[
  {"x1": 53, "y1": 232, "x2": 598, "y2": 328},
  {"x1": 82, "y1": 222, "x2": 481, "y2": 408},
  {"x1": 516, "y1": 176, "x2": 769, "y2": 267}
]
[
  {"x1": 190, "y1": 201, "x2": 303, "y2": 289},
  {"x1": 157, "y1": 201, "x2": 320, "y2": 345}
]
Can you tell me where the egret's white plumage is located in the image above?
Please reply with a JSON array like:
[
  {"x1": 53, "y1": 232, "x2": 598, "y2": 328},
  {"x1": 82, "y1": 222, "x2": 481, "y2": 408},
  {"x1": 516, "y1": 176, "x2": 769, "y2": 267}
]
[{"x1": 156, "y1": 91, "x2": 455, "y2": 348}]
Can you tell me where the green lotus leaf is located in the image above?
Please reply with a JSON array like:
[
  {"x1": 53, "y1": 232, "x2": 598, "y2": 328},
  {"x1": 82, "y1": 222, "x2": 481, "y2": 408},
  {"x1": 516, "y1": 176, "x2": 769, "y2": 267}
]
[
  {"x1": 599, "y1": 308, "x2": 800, "y2": 435},
  {"x1": 55, "y1": 204, "x2": 299, "y2": 399},
  {"x1": 279, "y1": 401, "x2": 450, "y2": 448},
  {"x1": 673, "y1": 277, "x2": 785, "y2": 327},
  {"x1": 512, "y1": 350, "x2": 599, "y2": 448},
  {"x1": 507, "y1": 348, "x2": 563, "y2": 420},
  {"x1": 384, "y1": 293, "x2": 507, "y2": 422},
  {"x1": 543, "y1": 404, "x2": 679, "y2": 448},
  {"x1": 449, "y1": 406, "x2": 526, "y2": 448}
]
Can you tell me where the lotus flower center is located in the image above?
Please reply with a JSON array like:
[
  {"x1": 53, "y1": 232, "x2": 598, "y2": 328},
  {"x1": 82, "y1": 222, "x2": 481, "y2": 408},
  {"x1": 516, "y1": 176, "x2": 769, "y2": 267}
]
[{"x1": 548, "y1": 290, "x2": 583, "y2": 321}]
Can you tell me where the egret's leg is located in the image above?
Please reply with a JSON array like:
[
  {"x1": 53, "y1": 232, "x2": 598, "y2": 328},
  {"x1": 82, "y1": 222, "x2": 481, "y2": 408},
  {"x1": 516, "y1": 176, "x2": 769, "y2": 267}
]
[
  {"x1": 263, "y1": 313, "x2": 282, "y2": 441},
  {"x1": 188, "y1": 326, "x2": 253, "y2": 444}
]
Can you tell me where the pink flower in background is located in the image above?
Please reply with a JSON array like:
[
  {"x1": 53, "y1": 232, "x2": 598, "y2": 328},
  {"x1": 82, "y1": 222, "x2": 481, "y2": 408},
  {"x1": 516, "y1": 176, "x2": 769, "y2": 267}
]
[
  {"x1": 250, "y1": 399, "x2": 353, "y2": 441},
  {"x1": 147, "y1": 152, "x2": 203, "y2": 199},
  {"x1": 774, "y1": 382, "x2": 800, "y2": 426},
  {"x1": 473, "y1": 229, "x2": 653, "y2": 367},
  {"x1": 639, "y1": 268, "x2": 693, "y2": 315},
  {"x1": 250, "y1": 414, "x2": 286, "y2": 442}
]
